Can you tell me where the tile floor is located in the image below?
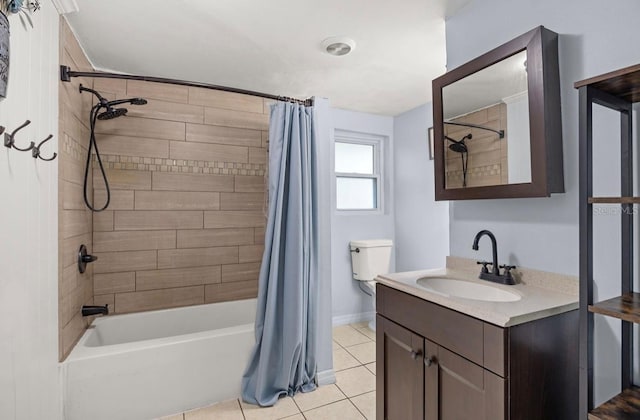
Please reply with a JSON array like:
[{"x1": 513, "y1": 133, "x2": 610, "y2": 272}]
[{"x1": 160, "y1": 322, "x2": 376, "y2": 420}]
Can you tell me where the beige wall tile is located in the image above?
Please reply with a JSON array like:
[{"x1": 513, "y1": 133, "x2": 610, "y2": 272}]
[
  {"x1": 61, "y1": 264, "x2": 79, "y2": 298},
  {"x1": 204, "y1": 211, "x2": 266, "y2": 228},
  {"x1": 177, "y1": 228, "x2": 254, "y2": 248},
  {"x1": 248, "y1": 147, "x2": 267, "y2": 165},
  {"x1": 186, "y1": 123, "x2": 261, "y2": 147},
  {"x1": 94, "y1": 78, "x2": 127, "y2": 95},
  {"x1": 123, "y1": 98, "x2": 204, "y2": 124},
  {"x1": 114, "y1": 210, "x2": 203, "y2": 230},
  {"x1": 93, "y1": 294, "x2": 115, "y2": 313},
  {"x1": 64, "y1": 110, "x2": 89, "y2": 147},
  {"x1": 93, "y1": 211, "x2": 114, "y2": 231},
  {"x1": 136, "y1": 266, "x2": 221, "y2": 291},
  {"x1": 94, "y1": 230, "x2": 176, "y2": 252},
  {"x1": 60, "y1": 155, "x2": 86, "y2": 185},
  {"x1": 153, "y1": 172, "x2": 234, "y2": 192},
  {"x1": 135, "y1": 191, "x2": 220, "y2": 211},
  {"x1": 254, "y1": 227, "x2": 265, "y2": 245},
  {"x1": 204, "y1": 107, "x2": 269, "y2": 130},
  {"x1": 205, "y1": 280, "x2": 258, "y2": 303},
  {"x1": 93, "y1": 134, "x2": 170, "y2": 158},
  {"x1": 157, "y1": 247, "x2": 238, "y2": 269},
  {"x1": 170, "y1": 141, "x2": 248, "y2": 163},
  {"x1": 263, "y1": 99, "x2": 276, "y2": 114},
  {"x1": 94, "y1": 272, "x2": 136, "y2": 295},
  {"x1": 95, "y1": 116, "x2": 186, "y2": 141},
  {"x1": 61, "y1": 210, "x2": 92, "y2": 239},
  {"x1": 60, "y1": 313, "x2": 88, "y2": 361},
  {"x1": 93, "y1": 250, "x2": 157, "y2": 274},
  {"x1": 115, "y1": 286, "x2": 204, "y2": 313},
  {"x1": 220, "y1": 192, "x2": 265, "y2": 211},
  {"x1": 62, "y1": 233, "x2": 92, "y2": 269},
  {"x1": 126, "y1": 80, "x2": 189, "y2": 104},
  {"x1": 234, "y1": 175, "x2": 265, "y2": 193},
  {"x1": 93, "y1": 169, "x2": 151, "y2": 191},
  {"x1": 61, "y1": 284, "x2": 86, "y2": 327},
  {"x1": 93, "y1": 190, "x2": 135, "y2": 210},
  {"x1": 62, "y1": 180, "x2": 86, "y2": 210},
  {"x1": 239, "y1": 245, "x2": 264, "y2": 263},
  {"x1": 261, "y1": 131, "x2": 268, "y2": 148},
  {"x1": 188, "y1": 87, "x2": 263, "y2": 113},
  {"x1": 221, "y1": 262, "x2": 261, "y2": 283}
]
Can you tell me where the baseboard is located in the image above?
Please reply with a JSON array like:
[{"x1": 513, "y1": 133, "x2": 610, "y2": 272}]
[
  {"x1": 332, "y1": 311, "x2": 375, "y2": 326},
  {"x1": 316, "y1": 369, "x2": 336, "y2": 386}
]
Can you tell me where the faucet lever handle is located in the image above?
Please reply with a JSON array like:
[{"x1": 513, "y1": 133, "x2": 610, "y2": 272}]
[
  {"x1": 477, "y1": 260, "x2": 492, "y2": 273},
  {"x1": 499, "y1": 264, "x2": 516, "y2": 271}
]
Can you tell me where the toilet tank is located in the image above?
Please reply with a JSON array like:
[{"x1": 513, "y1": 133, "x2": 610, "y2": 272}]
[{"x1": 350, "y1": 239, "x2": 393, "y2": 281}]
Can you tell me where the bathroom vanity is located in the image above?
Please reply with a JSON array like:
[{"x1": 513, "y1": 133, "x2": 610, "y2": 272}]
[{"x1": 375, "y1": 259, "x2": 579, "y2": 420}]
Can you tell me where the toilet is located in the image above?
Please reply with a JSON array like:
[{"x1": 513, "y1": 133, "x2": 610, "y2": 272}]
[{"x1": 349, "y1": 239, "x2": 393, "y2": 331}]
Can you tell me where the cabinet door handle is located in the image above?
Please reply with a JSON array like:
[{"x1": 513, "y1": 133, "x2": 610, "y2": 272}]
[
  {"x1": 410, "y1": 350, "x2": 422, "y2": 360},
  {"x1": 424, "y1": 356, "x2": 436, "y2": 367}
]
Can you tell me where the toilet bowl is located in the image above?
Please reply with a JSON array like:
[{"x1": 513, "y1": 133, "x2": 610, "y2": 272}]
[{"x1": 349, "y1": 239, "x2": 393, "y2": 331}]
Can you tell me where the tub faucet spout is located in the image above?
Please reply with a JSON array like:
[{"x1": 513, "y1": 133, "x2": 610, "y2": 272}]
[{"x1": 82, "y1": 304, "x2": 109, "y2": 317}]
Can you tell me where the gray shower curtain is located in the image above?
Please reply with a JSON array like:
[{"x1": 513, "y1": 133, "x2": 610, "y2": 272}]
[{"x1": 241, "y1": 101, "x2": 318, "y2": 406}]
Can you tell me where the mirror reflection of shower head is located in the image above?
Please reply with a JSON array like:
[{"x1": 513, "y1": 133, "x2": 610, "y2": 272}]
[{"x1": 446, "y1": 133, "x2": 472, "y2": 154}]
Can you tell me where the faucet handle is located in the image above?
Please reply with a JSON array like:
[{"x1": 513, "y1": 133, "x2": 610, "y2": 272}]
[
  {"x1": 499, "y1": 265, "x2": 517, "y2": 279},
  {"x1": 477, "y1": 260, "x2": 493, "y2": 273}
]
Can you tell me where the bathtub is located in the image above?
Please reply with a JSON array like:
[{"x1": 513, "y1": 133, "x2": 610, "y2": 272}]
[{"x1": 62, "y1": 299, "x2": 257, "y2": 420}]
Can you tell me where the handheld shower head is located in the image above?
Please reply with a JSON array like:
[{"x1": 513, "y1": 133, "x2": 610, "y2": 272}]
[
  {"x1": 130, "y1": 98, "x2": 147, "y2": 105},
  {"x1": 97, "y1": 107, "x2": 128, "y2": 120}
]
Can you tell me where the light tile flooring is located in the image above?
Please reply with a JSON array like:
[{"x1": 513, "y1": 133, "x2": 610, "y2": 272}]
[{"x1": 161, "y1": 322, "x2": 376, "y2": 420}]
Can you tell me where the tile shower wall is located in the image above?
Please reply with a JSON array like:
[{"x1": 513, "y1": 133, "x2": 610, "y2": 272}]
[
  {"x1": 58, "y1": 18, "x2": 96, "y2": 360},
  {"x1": 90, "y1": 79, "x2": 268, "y2": 314}
]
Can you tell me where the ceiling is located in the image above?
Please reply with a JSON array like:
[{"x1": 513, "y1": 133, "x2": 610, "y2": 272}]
[{"x1": 65, "y1": 0, "x2": 472, "y2": 116}]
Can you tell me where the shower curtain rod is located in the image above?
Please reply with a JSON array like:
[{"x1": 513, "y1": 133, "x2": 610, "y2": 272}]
[
  {"x1": 444, "y1": 121, "x2": 505, "y2": 138},
  {"x1": 59, "y1": 65, "x2": 314, "y2": 106}
]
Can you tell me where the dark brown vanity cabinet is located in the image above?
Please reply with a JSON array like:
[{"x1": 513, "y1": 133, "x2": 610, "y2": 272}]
[{"x1": 376, "y1": 284, "x2": 579, "y2": 420}]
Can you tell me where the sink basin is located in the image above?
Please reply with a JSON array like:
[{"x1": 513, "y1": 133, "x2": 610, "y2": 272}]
[{"x1": 416, "y1": 277, "x2": 521, "y2": 302}]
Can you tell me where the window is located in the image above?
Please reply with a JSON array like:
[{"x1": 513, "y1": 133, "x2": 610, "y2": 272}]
[{"x1": 335, "y1": 133, "x2": 383, "y2": 211}]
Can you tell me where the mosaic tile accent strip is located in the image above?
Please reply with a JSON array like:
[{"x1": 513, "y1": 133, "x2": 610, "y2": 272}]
[
  {"x1": 94, "y1": 154, "x2": 267, "y2": 176},
  {"x1": 62, "y1": 134, "x2": 88, "y2": 162}
]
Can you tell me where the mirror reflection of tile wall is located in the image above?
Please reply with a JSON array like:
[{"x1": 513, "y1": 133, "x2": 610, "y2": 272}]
[{"x1": 444, "y1": 103, "x2": 508, "y2": 189}]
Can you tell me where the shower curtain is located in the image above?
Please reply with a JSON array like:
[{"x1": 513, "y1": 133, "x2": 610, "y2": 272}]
[{"x1": 241, "y1": 101, "x2": 318, "y2": 406}]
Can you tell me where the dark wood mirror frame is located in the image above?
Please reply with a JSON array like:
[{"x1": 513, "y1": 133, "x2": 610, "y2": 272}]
[{"x1": 432, "y1": 26, "x2": 564, "y2": 201}]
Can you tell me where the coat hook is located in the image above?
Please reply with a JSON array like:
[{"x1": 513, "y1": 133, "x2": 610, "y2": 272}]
[
  {"x1": 4, "y1": 120, "x2": 35, "y2": 152},
  {"x1": 32, "y1": 134, "x2": 57, "y2": 161}
]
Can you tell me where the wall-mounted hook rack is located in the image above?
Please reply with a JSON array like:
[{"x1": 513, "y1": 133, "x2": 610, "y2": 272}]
[
  {"x1": 4, "y1": 120, "x2": 35, "y2": 152},
  {"x1": 31, "y1": 134, "x2": 57, "y2": 161}
]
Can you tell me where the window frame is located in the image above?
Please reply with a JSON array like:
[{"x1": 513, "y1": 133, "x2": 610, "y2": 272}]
[{"x1": 334, "y1": 131, "x2": 384, "y2": 214}]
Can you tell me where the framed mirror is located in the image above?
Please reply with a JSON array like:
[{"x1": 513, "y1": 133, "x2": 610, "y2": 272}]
[{"x1": 432, "y1": 26, "x2": 564, "y2": 200}]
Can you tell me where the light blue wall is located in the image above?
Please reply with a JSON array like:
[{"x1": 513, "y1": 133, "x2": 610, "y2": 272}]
[
  {"x1": 445, "y1": 0, "x2": 640, "y2": 405},
  {"x1": 330, "y1": 108, "x2": 395, "y2": 323},
  {"x1": 393, "y1": 103, "x2": 449, "y2": 271}
]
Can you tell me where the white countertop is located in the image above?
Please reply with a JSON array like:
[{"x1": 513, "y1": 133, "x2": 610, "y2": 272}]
[{"x1": 376, "y1": 266, "x2": 578, "y2": 327}]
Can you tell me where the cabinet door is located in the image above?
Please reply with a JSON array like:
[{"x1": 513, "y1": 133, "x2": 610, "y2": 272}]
[
  {"x1": 376, "y1": 315, "x2": 424, "y2": 420},
  {"x1": 424, "y1": 340, "x2": 506, "y2": 420}
]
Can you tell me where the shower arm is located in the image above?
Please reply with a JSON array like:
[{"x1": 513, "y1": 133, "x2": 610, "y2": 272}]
[{"x1": 444, "y1": 121, "x2": 505, "y2": 139}]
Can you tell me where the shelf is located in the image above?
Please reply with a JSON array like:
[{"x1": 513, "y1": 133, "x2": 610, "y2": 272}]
[
  {"x1": 589, "y1": 293, "x2": 640, "y2": 323},
  {"x1": 588, "y1": 386, "x2": 640, "y2": 419},
  {"x1": 589, "y1": 197, "x2": 640, "y2": 204},
  {"x1": 574, "y1": 63, "x2": 640, "y2": 103}
]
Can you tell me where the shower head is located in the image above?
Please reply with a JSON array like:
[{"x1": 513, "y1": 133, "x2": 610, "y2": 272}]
[
  {"x1": 97, "y1": 107, "x2": 128, "y2": 120},
  {"x1": 448, "y1": 142, "x2": 468, "y2": 154},
  {"x1": 130, "y1": 98, "x2": 147, "y2": 105},
  {"x1": 445, "y1": 133, "x2": 472, "y2": 154}
]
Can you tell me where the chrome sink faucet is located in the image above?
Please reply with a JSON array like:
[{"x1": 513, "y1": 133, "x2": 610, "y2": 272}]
[{"x1": 472, "y1": 230, "x2": 516, "y2": 285}]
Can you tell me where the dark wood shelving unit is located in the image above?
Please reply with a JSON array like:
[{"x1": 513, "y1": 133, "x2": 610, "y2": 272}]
[
  {"x1": 578, "y1": 63, "x2": 640, "y2": 419},
  {"x1": 588, "y1": 293, "x2": 640, "y2": 324},
  {"x1": 588, "y1": 386, "x2": 640, "y2": 420},
  {"x1": 588, "y1": 197, "x2": 640, "y2": 204}
]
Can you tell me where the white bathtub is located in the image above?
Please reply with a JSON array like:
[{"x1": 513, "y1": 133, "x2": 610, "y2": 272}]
[{"x1": 62, "y1": 299, "x2": 257, "y2": 420}]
